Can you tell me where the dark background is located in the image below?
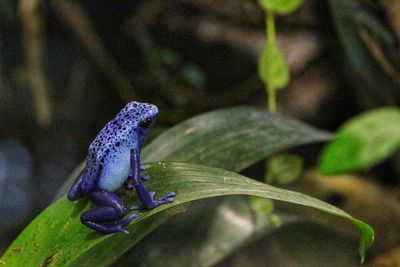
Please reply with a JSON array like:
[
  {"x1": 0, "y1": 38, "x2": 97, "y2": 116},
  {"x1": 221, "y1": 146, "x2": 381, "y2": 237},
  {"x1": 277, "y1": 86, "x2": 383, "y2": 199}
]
[{"x1": 1, "y1": 0, "x2": 400, "y2": 265}]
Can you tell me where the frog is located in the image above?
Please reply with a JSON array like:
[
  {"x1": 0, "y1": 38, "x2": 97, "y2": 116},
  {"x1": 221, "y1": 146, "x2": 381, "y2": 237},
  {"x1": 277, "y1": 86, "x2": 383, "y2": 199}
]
[{"x1": 67, "y1": 101, "x2": 176, "y2": 234}]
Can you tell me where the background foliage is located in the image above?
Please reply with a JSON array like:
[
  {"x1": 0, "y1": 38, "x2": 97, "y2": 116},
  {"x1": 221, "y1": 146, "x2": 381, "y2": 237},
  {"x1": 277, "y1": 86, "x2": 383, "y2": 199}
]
[{"x1": 1, "y1": 0, "x2": 400, "y2": 266}]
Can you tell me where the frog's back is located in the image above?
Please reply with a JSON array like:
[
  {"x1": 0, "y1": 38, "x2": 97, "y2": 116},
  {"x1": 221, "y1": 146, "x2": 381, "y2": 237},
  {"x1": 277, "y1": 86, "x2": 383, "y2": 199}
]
[{"x1": 93, "y1": 103, "x2": 147, "y2": 156}]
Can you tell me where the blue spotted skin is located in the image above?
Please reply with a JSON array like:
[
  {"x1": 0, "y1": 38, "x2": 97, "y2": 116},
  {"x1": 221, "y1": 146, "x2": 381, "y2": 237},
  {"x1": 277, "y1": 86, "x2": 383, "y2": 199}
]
[
  {"x1": 82, "y1": 102, "x2": 156, "y2": 192},
  {"x1": 67, "y1": 101, "x2": 176, "y2": 234}
]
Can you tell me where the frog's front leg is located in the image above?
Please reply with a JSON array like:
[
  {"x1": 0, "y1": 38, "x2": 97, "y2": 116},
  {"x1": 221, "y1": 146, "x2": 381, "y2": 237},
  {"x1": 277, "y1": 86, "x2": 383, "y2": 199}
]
[
  {"x1": 129, "y1": 149, "x2": 176, "y2": 210},
  {"x1": 81, "y1": 189, "x2": 140, "y2": 234}
]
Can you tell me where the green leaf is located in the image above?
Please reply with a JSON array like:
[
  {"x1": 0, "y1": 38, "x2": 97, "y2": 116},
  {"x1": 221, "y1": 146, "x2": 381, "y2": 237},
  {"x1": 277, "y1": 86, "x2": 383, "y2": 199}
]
[
  {"x1": 1, "y1": 162, "x2": 374, "y2": 266},
  {"x1": 142, "y1": 106, "x2": 330, "y2": 170},
  {"x1": 116, "y1": 197, "x2": 297, "y2": 267},
  {"x1": 319, "y1": 107, "x2": 400, "y2": 175},
  {"x1": 266, "y1": 154, "x2": 303, "y2": 185},
  {"x1": 249, "y1": 196, "x2": 282, "y2": 226},
  {"x1": 258, "y1": 42, "x2": 289, "y2": 90},
  {"x1": 116, "y1": 106, "x2": 331, "y2": 266},
  {"x1": 42, "y1": 106, "x2": 357, "y2": 266},
  {"x1": 258, "y1": 0, "x2": 303, "y2": 14},
  {"x1": 28, "y1": 107, "x2": 340, "y2": 262},
  {"x1": 250, "y1": 196, "x2": 274, "y2": 215},
  {"x1": 57, "y1": 106, "x2": 331, "y2": 197}
]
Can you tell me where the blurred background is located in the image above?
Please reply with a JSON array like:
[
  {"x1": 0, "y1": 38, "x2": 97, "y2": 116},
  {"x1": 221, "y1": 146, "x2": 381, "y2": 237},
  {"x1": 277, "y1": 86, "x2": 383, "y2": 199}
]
[{"x1": 1, "y1": 0, "x2": 400, "y2": 266}]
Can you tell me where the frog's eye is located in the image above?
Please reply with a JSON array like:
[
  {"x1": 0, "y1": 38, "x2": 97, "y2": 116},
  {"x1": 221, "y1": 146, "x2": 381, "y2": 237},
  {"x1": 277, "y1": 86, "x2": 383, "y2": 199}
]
[{"x1": 139, "y1": 117, "x2": 152, "y2": 128}]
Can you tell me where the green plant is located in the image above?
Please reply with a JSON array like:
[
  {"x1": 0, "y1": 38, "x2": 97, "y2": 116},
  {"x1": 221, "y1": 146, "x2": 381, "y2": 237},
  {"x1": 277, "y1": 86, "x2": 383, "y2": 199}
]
[
  {"x1": 0, "y1": 0, "x2": 377, "y2": 265},
  {"x1": 320, "y1": 107, "x2": 400, "y2": 175},
  {"x1": 1, "y1": 107, "x2": 373, "y2": 266},
  {"x1": 257, "y1": 0, "x2": 302, "y2": 112}
]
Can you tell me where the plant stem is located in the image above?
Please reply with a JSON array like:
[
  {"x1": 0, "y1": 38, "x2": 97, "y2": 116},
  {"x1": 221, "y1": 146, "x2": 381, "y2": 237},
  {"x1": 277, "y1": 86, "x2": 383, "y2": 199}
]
[
  {"x1": 266, "y1": 11, "x2": 276, "y2": 44},
  {"x1": 20, "y1": 0, "x2": 52, "y2": 128},
  {"x1": 268, "y1": 87, "x2": 276, "y2": 113},
  {"x1": 266, "y1": 11, "x2": 277, "y2": 113}
]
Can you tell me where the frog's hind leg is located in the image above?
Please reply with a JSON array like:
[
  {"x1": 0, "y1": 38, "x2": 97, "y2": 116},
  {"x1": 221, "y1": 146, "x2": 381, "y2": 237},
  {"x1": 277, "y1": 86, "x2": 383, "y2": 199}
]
[
  {"x1": 67, "y1": 170, "x2": 85, "y2": 201},
  {"x1": 81, "y1": 189, "x2": 140, "y2": 234}
]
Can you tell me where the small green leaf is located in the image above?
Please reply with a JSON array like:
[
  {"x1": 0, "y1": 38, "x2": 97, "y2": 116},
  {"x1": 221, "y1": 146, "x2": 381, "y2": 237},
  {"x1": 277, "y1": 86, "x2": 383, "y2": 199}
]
[
  {"x1": 181, "y1": 64, "x2": 206, "y2": 89},
  {"x1": 1, "y1": 162, "x2": 373, "y2": 266},
  {"x1": 250, "y1": 196, "x2": 274, "y2": 215},
  {"x1": 258, "y1": 42, "x2": 289, "y2": 90},
  {"x1": 266, "y1": 154, "x2": 303, "y2": 185},
  {"x1": 319, "y1": 107, "x2": 400, "y2": 175},
  {"x1": 258, "y1": 0, "x2": 303, "y2": 14},
  {"x1": 249, "y1": 196, "x2": 281, "y2": 226}
]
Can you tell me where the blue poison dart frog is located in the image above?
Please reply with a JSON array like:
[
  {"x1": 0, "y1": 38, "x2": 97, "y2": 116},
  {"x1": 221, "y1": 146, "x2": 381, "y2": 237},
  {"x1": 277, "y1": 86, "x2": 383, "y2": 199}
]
[{"x1": 67, "y1": 101, "x2": 176, "y2": 234}]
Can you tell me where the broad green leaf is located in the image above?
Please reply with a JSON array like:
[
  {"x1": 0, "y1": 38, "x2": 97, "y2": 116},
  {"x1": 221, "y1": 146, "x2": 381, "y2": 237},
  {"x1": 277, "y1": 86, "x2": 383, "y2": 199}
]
[
  {"x1": 50, "y1": 106, "x2": 334, "y2": 266},
  {"x1": 319, "y1": 107, "x2": 400, "y2": 175},
  {"x1": 1, "y1": 162, "x2": 374, "y2": 266},
  {"x1": 142, "y1": 106, "x2": 330, "y2": 170},
  {"x1": 117, "y1": 106, "x2": 332, "y2": 266},
  {"x1": 258, "y1": 42, "x2": 289, "y2": 90},
  {"x1": 266, "y1": 154, "x2": 303, "y2": 185},
  {"x1": 57, "y1": 106, "x2": 331, "y2": 197},
  {"x1": 258, "y1": 0, "x2": 303, "y2": 14},
  {"x1": 115, "y1": 197, "x2": 297, "y2": 267}
]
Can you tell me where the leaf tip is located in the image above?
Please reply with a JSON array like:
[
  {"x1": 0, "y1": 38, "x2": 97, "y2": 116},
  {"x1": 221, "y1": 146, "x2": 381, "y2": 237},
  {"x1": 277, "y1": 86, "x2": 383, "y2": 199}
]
[{"x1": 356, "y1": 221, "x2": 375, "y2": 264}]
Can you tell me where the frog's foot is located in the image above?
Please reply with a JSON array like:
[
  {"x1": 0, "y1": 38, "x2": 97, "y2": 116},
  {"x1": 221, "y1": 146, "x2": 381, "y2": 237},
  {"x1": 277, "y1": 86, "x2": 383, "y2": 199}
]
[
  {"x1": 130, "y1": 191, "x2": 176, "y2": 210},
  {"x1": 140, "y1": 164, "x2": 146, "y2": 171},
  {"x1": 81, "y1": 189, "x2": 140, "y2": 234},
  {"x1": 83, "y1": 213, "x2": 140, "y2": 234}
]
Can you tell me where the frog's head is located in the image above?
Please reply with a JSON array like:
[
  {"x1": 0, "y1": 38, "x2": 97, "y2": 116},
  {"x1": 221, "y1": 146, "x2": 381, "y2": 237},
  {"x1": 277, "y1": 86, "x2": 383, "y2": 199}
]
[{"x1": 123, "y1": 101, "x2": 158, "y2": 138}]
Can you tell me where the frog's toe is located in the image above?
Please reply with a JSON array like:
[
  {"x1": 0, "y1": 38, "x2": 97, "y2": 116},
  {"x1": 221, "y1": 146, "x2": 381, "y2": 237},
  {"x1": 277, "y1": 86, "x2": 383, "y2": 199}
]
[
  {"x1": 157, "y1": 191, "x2": 176, "y2": 201},
  {"x1": 130, "y1": 204, "x2": 145, "y2": 210},
  {"x1": 152, "y1": 197, "x2": 174, "y2": 207},
  {"x1": 163, "y1": 191, "x2": 177, "y2": 199},
  {"x1": 119, "y1": 228, "x2": 130, "y2": 234},
  {"x1": 130, "y1": 192, "x2": 176, "y2": 210},
  {"x1": 121, "y1": 213, "x2": 141, "y2": 225},
  {"x1": 159, "y1": 197, "x2": 174, "y2": 204},
  {"x1": 141, "y1": 175, "x2": 151, "y2": 181},
  {"x1": 108, "y1": 225, "x2": 129, "y2": 234},
  {"x1": 113, "y1": 213, "x2": 141, "y2": 234},
  {"x1": 148, "y1": 191, "x2": 177, "y2": 208}
]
